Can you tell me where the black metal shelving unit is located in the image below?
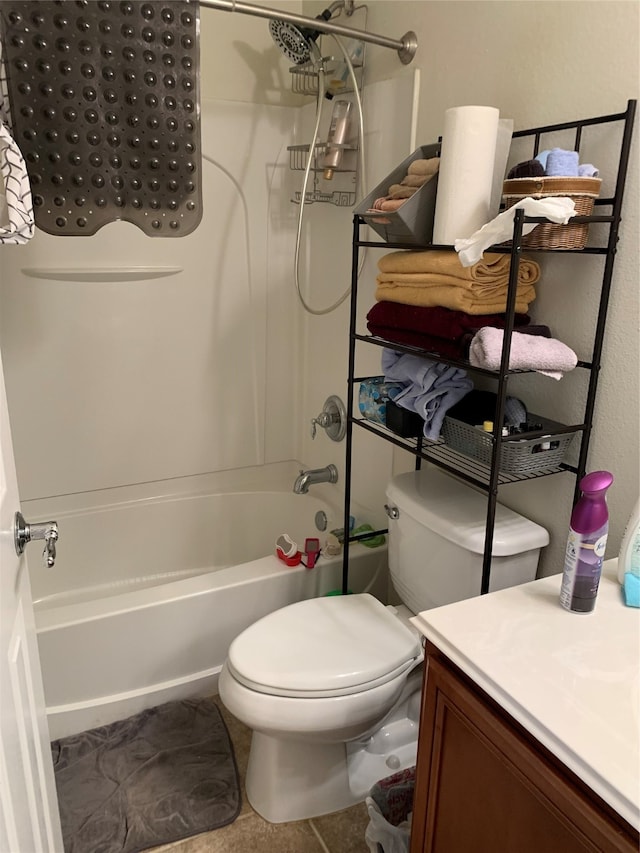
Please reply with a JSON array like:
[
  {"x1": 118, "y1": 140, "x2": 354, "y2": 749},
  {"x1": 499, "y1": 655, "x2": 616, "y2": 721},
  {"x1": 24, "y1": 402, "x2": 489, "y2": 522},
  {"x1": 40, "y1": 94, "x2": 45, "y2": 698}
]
[{"x1": 340, "y1": 99, "x2": 636, "y2": 597}]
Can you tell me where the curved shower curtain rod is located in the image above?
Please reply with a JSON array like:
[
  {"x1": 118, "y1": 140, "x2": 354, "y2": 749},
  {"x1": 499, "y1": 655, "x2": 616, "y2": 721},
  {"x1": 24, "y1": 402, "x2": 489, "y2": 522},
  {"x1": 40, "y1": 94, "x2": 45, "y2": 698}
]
[{"x1": 199, "y1": 0, "x2": 418, "y2": 64}]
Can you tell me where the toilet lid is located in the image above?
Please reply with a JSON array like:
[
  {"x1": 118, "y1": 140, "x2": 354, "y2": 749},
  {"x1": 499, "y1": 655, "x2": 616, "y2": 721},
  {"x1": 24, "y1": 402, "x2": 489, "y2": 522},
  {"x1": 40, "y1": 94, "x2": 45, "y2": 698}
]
[{"x1": 227, "y1": 593, "x2": 422, "y2": 698}]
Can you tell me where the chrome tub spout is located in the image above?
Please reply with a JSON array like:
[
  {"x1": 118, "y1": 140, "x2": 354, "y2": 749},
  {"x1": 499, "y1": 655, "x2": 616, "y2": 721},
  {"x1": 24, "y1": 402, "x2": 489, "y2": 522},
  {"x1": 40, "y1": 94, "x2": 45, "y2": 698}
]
[{"x1": 293, "y1": 464, "x2": 339, "y2": 494}]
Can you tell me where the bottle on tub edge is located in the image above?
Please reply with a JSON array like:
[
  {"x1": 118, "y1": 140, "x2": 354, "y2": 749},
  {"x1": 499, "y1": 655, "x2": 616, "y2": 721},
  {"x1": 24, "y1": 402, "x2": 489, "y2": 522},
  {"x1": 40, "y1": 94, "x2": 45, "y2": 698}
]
[{"x1": 560, "y1": 471, "x2": 614, "y2": 614}]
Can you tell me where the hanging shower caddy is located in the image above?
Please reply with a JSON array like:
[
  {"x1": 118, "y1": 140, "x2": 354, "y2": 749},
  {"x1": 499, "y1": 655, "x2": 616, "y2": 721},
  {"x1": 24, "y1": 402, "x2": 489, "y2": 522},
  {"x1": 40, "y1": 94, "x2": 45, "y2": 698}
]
[
  {"x1": 287, "y1": 40, "x2": 364, "y2": 207},
  {"x1": 288, "y1": 139, "x2": 359, "y2": 207},
  {"x1": 289, "y1": 45, "x2": 364, "y2": 98}
]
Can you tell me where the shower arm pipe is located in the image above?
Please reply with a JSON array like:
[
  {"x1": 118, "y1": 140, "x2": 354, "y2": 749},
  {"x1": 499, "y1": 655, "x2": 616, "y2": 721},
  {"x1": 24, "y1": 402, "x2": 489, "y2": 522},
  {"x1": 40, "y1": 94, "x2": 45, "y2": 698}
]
[{"x1": 199, "y1": 0, "x2": 418, "y2": 64}]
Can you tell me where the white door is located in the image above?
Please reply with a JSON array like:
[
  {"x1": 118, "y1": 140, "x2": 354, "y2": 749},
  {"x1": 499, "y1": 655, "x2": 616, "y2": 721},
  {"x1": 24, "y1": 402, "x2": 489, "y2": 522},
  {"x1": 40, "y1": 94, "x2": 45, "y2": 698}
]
[{"x1": 0, "y1": 342, "x2": 63, "y2": 852}]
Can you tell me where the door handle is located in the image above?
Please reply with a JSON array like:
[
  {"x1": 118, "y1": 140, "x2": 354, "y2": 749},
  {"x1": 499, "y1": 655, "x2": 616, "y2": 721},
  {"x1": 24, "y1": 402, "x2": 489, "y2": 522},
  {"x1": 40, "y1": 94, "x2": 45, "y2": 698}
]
[{"x1": 14, "y1": 511, "x2": 58, "y2": 568}]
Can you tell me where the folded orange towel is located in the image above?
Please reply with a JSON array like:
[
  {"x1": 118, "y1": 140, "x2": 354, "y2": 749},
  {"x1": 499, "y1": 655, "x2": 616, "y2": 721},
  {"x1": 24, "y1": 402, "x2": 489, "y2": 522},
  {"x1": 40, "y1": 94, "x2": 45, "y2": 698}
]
[
  {"x1": 401, "y1": 174, "x2": 433, "y2": 188},
  {"x1": 407, "y1": 157, "x2": 440, "y2": 177},
  {"x1": 374, "y1": 282, "x2": 535, "y2": 315},
  {"x1": 377, "y1": 270, "x2": 536, "y2": 295},
  {"x1": 387, "y1": 184, "x2": 417, "y2": 199},
  {"x1": 377, "y1": 250, "x2": 540, "y2": 286},
  {"x1": 378, "y1": 199, "x2": 407, "y2": 212},
  {"x1": 367, "y1": 198, "x2": 407, "y2": 213}
]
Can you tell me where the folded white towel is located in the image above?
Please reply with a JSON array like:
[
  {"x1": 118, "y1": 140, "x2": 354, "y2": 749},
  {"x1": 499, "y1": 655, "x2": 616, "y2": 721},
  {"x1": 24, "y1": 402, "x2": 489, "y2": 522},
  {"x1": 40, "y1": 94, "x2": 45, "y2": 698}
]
[
  {"x1": 0, "y1": 121, "x2": 34, "y2": 245},
  {"x1": 469, "y1": 327, "x2": 578, "y2": 380},
  {"x1": 454, "y1": 196, "x2": 576, "y2": 267}
]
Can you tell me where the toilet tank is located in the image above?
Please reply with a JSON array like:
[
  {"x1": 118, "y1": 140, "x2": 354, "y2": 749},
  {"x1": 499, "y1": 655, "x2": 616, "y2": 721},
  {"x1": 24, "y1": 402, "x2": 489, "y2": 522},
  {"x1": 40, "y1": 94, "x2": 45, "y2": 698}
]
[{"x1": 385, "y1": 467, "x2": 549, "y2": 614}]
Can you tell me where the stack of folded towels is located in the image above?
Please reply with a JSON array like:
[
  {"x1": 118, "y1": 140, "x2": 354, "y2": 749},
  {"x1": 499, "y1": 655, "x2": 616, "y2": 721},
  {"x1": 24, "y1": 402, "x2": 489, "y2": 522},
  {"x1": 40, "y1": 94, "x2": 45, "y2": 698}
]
[
  {"x1": 368, "y1": 249, "x2": 541, "y2": 360},
  {"x1": 366, "y1": 157, "x2": 440, "y2": 218},
  {"x1": 372, "y1": 248, "x2": 580, "y2": 439},
  {"x1": 507, "y1": 146, "x2": 599, "y2": 179}
]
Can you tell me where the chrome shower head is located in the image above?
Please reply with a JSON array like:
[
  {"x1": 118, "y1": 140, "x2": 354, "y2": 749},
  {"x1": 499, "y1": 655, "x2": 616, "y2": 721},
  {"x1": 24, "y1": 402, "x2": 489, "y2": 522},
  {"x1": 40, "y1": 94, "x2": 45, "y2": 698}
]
[
  {"x1": 269, "y1": 5, "x2": 334, "y2": 64},
  {"x1": 269, "y1": 19, "x2": 318, "y2": 64}
]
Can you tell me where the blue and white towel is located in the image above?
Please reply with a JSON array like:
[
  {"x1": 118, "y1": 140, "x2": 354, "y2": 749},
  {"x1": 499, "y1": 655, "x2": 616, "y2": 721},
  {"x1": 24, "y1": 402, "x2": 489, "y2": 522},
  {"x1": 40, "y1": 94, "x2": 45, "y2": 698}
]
[{"x1": 382, "y1": 350, "x2": 473, "y2": 440}]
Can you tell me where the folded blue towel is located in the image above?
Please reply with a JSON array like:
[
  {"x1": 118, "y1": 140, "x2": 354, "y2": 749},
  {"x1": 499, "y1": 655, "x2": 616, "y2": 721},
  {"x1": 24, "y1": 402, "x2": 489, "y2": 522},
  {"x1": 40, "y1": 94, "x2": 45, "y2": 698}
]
[
  {"x1": 622, "y1": 572, "x2": 640, "y2": 608},
  {"x1": 535, "y1": 149, "x2": 550, "y2": 170},
  {"x1": 545, "y1": 148, "x2": 579, "y2": 177},
  {"x1": 381, "y1": 350, "x2": 473, "y2": 440},
  {"x1": 578, "y1": 163, "x2": 599, "y2": 178}
]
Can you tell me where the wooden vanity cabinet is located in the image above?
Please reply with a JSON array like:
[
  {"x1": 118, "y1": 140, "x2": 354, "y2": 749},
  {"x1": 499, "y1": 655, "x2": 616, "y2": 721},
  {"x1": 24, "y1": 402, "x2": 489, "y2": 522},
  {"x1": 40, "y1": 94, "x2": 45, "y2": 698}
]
[{"x1": 409, "y1": 643, "x2": 639, "y2": 853}]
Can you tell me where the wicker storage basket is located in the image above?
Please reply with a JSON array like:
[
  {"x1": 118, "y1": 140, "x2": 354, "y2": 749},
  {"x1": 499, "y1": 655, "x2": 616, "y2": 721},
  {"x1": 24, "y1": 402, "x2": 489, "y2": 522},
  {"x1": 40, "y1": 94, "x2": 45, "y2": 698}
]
[
  {"x1": 442, "y1": 414, "x2": 577, "y2": 476},
  {"x1": 502, "y1": 176, "x2": 601, "y2": 249}
]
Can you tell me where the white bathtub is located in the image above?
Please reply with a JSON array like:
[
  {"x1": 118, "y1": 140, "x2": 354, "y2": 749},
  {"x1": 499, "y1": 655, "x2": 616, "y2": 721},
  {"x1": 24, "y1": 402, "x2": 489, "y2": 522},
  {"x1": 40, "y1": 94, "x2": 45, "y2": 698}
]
[{"x1": 24, "y1": 463, "x2": 388, "y2": 740}]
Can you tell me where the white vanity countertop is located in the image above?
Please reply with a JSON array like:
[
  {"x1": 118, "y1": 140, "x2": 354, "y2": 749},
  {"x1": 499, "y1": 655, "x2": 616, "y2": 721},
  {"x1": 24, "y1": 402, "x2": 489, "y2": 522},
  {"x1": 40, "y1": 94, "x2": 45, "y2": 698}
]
[{"x1": 410, "y1": 559, "x2": 640, "y2": 831}]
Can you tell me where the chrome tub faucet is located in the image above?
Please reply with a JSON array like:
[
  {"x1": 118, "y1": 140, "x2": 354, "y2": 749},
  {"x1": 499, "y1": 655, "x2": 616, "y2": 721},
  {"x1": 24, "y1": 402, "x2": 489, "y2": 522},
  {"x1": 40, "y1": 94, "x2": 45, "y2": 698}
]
[{"x1": 293, "y1": 464, "x2": 339, "y2": 494}]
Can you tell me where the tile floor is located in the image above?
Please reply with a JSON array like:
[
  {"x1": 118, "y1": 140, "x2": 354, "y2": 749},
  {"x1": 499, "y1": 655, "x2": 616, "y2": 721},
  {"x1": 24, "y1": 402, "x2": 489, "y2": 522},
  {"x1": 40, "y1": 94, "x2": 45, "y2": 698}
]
[{"x1": 151, "y1": 697, "x2": 372, "y2": 853}]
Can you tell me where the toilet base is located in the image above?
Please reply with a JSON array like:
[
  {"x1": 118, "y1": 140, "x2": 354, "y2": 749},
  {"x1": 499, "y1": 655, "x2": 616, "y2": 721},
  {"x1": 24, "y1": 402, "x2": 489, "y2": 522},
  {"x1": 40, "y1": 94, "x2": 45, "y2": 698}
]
[
  {"x1": 246, "y1": 731, "x2": 362, "y2": 823},
  {"x1": 246, "y1": 667, "x2": 422, "y2": 823},
  {"x1": 346, "y1": 691, "x2": 421, "y2": 797},
  {"x1": 244, "y1": 679, "x2": 423, "y2": 824}
]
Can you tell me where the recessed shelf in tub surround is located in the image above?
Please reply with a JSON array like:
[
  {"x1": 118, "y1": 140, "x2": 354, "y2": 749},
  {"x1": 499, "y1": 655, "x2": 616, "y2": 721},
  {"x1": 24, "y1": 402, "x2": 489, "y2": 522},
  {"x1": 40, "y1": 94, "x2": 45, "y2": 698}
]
[{"x1": 20, "y1": 267, "x2": 183, "y2": 282}]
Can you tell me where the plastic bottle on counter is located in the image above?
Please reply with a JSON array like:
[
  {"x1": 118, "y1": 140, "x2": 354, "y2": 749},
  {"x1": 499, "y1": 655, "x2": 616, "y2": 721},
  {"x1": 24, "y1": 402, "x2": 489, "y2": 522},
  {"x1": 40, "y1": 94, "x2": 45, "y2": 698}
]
[
  {"x1": 560, "y1": 471, "x2": 613, "y2": 613},
  {"x1": 617, "y1": 497, "x2": 640, "y2": 583}
]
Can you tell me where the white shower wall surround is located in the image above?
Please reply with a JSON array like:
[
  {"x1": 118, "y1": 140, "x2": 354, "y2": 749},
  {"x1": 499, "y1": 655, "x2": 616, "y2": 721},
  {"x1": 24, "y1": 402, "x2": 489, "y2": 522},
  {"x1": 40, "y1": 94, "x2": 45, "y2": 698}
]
[
  {"x1": 1, "y1": 74, "x2": 418, "y2": 507},
  {"x1": 25, "y1": 463, "x2": 389, "y2": 739},
  {"x1": 0, "y1": 99, "x2": 300, "y2": 499}
]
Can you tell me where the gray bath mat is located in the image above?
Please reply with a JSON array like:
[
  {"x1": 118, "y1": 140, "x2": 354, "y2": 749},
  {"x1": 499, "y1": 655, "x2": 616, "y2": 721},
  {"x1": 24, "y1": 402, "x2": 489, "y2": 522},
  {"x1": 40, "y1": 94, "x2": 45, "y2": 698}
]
[{"x1": 51, "y1": 698, "x2": 241, "y2": 853}]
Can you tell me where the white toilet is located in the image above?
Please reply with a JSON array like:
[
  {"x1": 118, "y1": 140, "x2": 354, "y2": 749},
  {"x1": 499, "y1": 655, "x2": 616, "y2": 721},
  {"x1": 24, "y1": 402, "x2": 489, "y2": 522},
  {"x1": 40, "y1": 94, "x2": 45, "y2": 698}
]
[{"x1": 219, "y1": 467, "x2": 549, "y2": 823}]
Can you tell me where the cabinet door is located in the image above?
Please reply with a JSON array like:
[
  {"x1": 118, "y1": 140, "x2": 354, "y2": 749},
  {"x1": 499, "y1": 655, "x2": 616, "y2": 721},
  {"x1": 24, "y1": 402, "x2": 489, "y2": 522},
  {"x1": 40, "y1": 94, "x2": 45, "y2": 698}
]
[{"x1": 410, "y1": 650, "x2": 637, "y2": 853}]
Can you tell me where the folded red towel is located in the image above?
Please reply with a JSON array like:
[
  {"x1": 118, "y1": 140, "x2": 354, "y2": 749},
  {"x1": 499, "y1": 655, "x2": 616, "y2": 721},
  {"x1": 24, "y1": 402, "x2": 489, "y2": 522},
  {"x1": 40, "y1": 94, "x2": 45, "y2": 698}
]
[
  {"x1": 366, "y1": 324, "x2": 473, "y2": 359},
  {"x1": 366, "y1": 302, "x2": 530, "y2": 343}
]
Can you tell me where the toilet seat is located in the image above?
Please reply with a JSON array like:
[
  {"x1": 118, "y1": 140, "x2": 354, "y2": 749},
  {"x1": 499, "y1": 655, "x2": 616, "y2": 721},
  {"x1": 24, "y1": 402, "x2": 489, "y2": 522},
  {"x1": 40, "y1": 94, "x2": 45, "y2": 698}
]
[
  {"x1": 227, "y1": 656, "x2": 419, "y2": 698},
  {"x1": 227, "y1": 593, "x2": 422, "y2": 699}
]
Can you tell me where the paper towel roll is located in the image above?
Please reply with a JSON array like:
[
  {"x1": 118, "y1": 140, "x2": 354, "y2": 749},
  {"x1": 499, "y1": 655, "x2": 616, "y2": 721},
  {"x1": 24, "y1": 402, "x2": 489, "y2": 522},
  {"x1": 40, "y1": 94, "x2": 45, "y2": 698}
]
[{"x1": 433, "y1": 105, "x2": 500, "y2": 245}]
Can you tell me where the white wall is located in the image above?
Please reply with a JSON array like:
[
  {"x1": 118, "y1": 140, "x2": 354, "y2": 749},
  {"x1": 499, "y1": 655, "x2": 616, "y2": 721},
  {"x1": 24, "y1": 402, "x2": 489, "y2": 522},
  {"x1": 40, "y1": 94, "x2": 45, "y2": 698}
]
[
  {"x1": 0, "y1": 99, "x2": 300, "y2": 498},
  {"x1": 302, "y1": 0, "x2": 639, "y2": 576},
  {"x1": 0, "y1": 4, "x2": 309, "y2": 501},
  {"x1": 199, "y1": 0, "x2": 303, "y2": 105}
]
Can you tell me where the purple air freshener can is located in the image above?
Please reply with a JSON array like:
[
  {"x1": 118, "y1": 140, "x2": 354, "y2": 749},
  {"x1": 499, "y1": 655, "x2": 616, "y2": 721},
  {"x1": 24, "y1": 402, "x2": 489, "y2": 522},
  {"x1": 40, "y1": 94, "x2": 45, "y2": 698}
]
[{"x1": 560, "y1": 471, "x2": 614, "y2": 613}]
